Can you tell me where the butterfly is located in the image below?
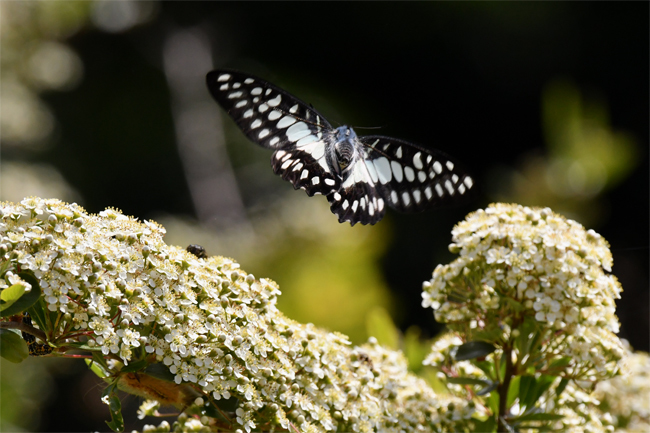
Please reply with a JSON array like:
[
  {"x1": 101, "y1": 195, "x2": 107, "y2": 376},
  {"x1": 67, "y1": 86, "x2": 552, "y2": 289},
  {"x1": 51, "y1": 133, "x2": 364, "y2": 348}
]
[{"x1": 206, "y1": 69, "x2": 476, "y2": 226}]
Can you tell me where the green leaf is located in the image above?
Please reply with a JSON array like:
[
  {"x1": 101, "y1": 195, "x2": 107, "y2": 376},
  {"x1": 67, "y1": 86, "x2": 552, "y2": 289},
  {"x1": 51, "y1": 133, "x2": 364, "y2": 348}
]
[
  {"x1": 454, "y1": 341, "x2": 497, "y2": 361},
  {"x1": 121, "y1": 359, "x2": 148, "y2": 373},
  {"x1": 554, "y1": 378, "x2": 569, "y2": 398},
  {"x1": 507, "y1": 376, "x2": 520, "y2": 408},
  {"x1": 486, "y1": 389, "x2": 500, "y2": 414},
  {"x1": 86, "y1": 355, "x2": 111, "y2": 379},
  {"x1": 102, "y1": 382, "x2": 124, "y2": 432},
  {"x1": 0, "y1": 272, "x2": 42, "y2": 317},
  {"x1": 519, "y1": 375, "x2": 537, "y2": 410},
  {"x1": 447, "y1": 376, "x2": 492, "y2": 387},
  {"x1": 0, "y1": 260, "x2": 13, "y2": 277},
  {"x1": 0, "y1": 284, "x2": 25, "y2": 311},
  {"x1": 472, "y1": 415, "x2": 497, "y2": 432},
  {"x1": 0, "y1": 329, "x2": 29, "y2": 363},
  {"x1": 531, "y1": 374, "x2": 556, "y2": 403},
  {"x1": 477, "y1": 381, "x2": 499, "y2": 396}
]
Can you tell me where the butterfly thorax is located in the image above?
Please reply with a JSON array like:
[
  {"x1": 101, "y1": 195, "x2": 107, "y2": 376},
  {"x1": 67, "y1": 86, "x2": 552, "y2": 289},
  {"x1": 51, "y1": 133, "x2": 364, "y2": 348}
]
[{"x1": 334, "y1": 126, "x2": 358, "y2": 170}]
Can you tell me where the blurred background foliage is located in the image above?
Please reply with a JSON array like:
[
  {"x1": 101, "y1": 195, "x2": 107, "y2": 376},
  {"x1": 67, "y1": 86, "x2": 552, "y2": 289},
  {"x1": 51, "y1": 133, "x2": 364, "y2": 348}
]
[{"x1": 0, "y1": 1, "x2": 647, "y2": 431}]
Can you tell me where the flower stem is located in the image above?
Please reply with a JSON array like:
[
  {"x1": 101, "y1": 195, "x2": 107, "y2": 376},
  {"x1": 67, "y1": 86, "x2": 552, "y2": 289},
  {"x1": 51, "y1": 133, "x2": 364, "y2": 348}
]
[{"x1": 497, "y1": 343, "x2": 514, "y2": 432}]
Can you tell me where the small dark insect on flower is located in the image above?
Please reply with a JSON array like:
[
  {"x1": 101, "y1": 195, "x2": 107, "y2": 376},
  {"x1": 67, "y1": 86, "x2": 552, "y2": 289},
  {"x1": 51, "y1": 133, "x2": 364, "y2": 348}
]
[{"x1": 186, "y1": 244, "x2": 207, "y2": 259}]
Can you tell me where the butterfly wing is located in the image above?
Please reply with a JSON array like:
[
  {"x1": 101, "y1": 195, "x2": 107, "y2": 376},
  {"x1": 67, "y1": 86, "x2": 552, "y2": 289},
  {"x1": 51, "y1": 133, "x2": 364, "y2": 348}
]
[
  {"x1": 327, "y1": 136, "x2": 476, "y2": 225},
  {"x1": 207, "y1": 70, "x2": 340, "y2": 196}
]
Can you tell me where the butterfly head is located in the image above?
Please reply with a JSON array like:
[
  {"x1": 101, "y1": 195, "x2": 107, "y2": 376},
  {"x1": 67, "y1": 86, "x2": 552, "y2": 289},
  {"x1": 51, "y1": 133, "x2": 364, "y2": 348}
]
[{"x1": 334, "y1": 126, "x2": 358, "y2": 170}]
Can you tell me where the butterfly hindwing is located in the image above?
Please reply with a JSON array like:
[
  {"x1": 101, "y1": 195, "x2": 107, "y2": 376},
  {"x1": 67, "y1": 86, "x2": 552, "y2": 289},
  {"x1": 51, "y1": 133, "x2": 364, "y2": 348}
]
[{"x1": 358, "y1": 136, "x2": 476, "y2": 213}]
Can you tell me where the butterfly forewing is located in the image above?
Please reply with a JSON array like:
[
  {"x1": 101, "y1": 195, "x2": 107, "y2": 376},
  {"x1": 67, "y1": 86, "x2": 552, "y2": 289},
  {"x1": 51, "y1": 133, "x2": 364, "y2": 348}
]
[
  {"x1": 358, "y1": 136, "x2": 476, "y2": 213},
  {"x1": 207, "y1": 70, "x2": 340, "y2": 196}
]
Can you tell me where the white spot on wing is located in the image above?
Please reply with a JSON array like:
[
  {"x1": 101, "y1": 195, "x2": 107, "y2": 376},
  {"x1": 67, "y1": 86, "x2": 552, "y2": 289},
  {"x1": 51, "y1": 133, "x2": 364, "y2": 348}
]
[
  {"x1": 292, "y1": 162, "x2": 303, "y2": 171},
  {"x1": 413, "y1": 152, "x2": 423, "y2": 169},
  {"x1": 217, "y1": 74, "x2": 231, "y2": 82},
  {"x1": 258, "y1": 103, "x2": 269, "y2": 113},
  {"x1": 232, "y1": 82, "x2": 241, "y2": 89},
  {"x1": 235, "y1": 100, "x2": 247, "y2": 108},
  {"x1": 404, "y1": 166, "x2": 415, "y2": 182},
  {"x1": 228, "y1": 91, "x2": 243, "y2": 99},
  {"x1": 267, "y1": 95, "x2": 282, "y2": 107},
  {"x1": 243, "y1": 109, "x2": 254, "y2": 118},
  {"x1": 342, "y1": 200, "x2": 349, "y2": 210},
  {"x1": 391, "y1": 191, "x2": 399, "y2": 203},
  {"x1": 244, "y1": 78, "x2": 254, "y2": 84},
  {"x1": 352, "y1": 200, "x2": 359, "y2": 212},
  {"x1": 433, "y1": 161, "x2": 443, "y2": 174},
  {"x1": 391, "y1": 161, "x2": 404, "y2": 182},
  {"x1": 265, "y1": 88, "x2": 272, "y2": 96},
  {"x1": 418, "y1": 171, "x2": 426, "y2": 183},
  {"x1": 251, "y1": 87, "x2": 262, "y2": 95},
  {"x1": 220, "y1": 83, "x2": 229, "y2": 91},
  {"x1": 269, "y1": 137, "x2": 280, "y2": 146},
  {"x1": 459, "y1": 184, "x2": 466, "y2": 194},
  {"x1": 312, "y1": 177, "x2": 320, "y2": 185},
  {"x1": 452, "y1": 174, "x2": 459, "y2": 183},
  {"x1": 396, "y1": 146, "x2": 403, "y2": 158},
  {"x1": 413, "y1": 190, "x2": 422, "y2": 203},
  {"x1": 435, "y1": 184, "x2": 444, "y2": 197},
  {"x1": 325, "y1": 178, "x2": 336, "y2": 186},
  {"x1": 286, "y1": 122, "x2": 311, "y2": 142},
  {"x1": 251, "y1": 119, "x2": 262, "y2": 129},
  {"x1": 258, "y1": 129, "x2": 270, "y2": 139},
  {"x1": 296, "y1": 135, "x2": 318, "y2": 147},
  {"x1": 445, "y1": 180, "x2": 454, "y2": 195},
  {"x1": 289, "y1": 104, "x2": 299, "y2": 113},
  {"x1": 425, "y1": 186, "x2": 432, "y2": 199},
  {"x1": 446, "y1": 161, "x2": 454, "y2": 170},
  {"x1": 364, "y1": 160, "x2": 379, "y2": 183},
  {"x1": 401, "y1": 192, "x2": 411, "y2": 206},
  {"x1": 277, "y1": 116, "x2": 297, "y2": 129},
  {"x1": 300, "y1": 169, "x2": 309, "y2": 180},
  {"x1": 378, "y1": 198, "x2": 384, "y2": 211},
  {"x1": 464, "y1": 177, "x2": 474, "y2": 188},
  {"x1": 334, "y1": 193, "x2": 341, "y2": 201},
  {"x1": 281, "y1": 159, "x2": 294, "y2": 169},
  {"x1": 268, "y1": 110, "x2": 281, "y2": 121},
  {"x1": 373, "y1": 157, "x2": 392, "y2": 184}
]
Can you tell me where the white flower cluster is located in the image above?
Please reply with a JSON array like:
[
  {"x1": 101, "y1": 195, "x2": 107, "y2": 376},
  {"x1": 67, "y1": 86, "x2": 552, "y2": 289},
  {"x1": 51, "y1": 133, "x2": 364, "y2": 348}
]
[
  {"x1": 422, "y1": 203, "x2": 625, "y2": 380},
  {"x1": 0, "y1": 198, "x2": 472, "y2": 432},
  {"x1": 593, "y1": 350, "x2": 650, "y2": 431}
]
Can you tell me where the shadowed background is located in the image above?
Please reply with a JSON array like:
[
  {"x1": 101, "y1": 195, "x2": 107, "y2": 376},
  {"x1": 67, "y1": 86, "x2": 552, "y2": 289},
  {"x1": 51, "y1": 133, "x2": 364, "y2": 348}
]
[{"x1": 1, "y1": 2, "x2": 647, "y2": 431}]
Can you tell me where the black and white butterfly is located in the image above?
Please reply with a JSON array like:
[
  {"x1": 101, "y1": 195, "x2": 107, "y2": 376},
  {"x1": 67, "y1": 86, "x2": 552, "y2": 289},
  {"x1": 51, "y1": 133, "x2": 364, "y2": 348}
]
[{"x1": 206, "y1": 69, "x2": 476, "y2": 226}]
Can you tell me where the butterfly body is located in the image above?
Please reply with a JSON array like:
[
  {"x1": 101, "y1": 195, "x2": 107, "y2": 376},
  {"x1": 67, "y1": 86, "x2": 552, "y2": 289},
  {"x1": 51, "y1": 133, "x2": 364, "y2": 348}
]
[{"x1": 207, "y1": 69, "x2": 476, "y2": 226}]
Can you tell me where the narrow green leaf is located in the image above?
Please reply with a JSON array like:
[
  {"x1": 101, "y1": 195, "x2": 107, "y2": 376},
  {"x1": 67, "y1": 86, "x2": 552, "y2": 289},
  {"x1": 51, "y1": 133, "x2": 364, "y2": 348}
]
[
  {"x1": 486, "y1": 389, "x2": 500, "y2": 414},
  {"x1": 454, "y1": 341, "x2": 497, "y2": 361},
  {"x1": 121, "y1": 359, "x2": 148, "y2": 373},
  {"x1": 86, "y1": 357, "x2": 110, "y2": 379},
  {"x1": 506, "y1": 376, "x2": 520, "y2": 407},
  {"x1": 519, "y1": 375, "x2": 536, "y2": 409},
  {"x1": 477, "y1": 381, "x2": 499, "y2": 396},
  {"x1": 0, "y1": 272, "x2": 42, "y2": 317},
  {"x1": 531, "y1": 374, "x2": 556, "y2": 403},
  {"x1": 0, "y1": 329, "x2": 29, "y2": 363},
  {"x1": 447, "y1": 376, "x2": 492, "y2": 387},
  {"x1": 554, "y1": 378, "x2": 569, "y2": 398}
]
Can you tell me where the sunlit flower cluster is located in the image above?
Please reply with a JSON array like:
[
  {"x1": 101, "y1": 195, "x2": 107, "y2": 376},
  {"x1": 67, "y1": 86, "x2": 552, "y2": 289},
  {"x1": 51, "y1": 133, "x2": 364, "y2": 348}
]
[
  {"x1": 593, "y1": 350, "x2": 650, "y2": 431},
  {"x1": 422, "y1": 203, "x2": 625, "y2": 380},
  {"x1": 0, "y1": 198, "x2": 472, "y2": 432}
]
